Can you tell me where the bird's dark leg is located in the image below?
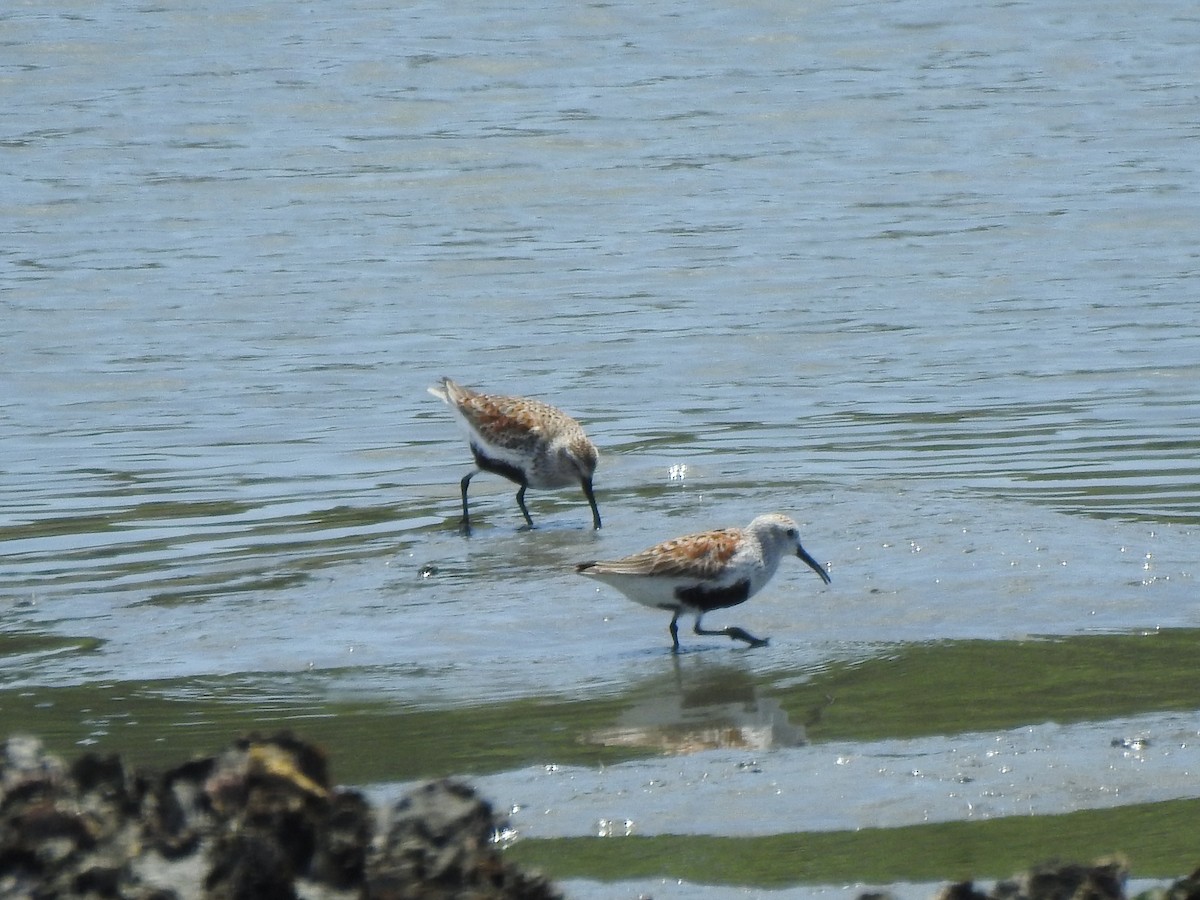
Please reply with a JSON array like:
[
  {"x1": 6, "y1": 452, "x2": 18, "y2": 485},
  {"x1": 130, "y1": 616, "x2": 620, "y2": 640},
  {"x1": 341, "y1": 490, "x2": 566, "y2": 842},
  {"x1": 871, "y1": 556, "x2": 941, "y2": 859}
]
[
  {"x1": 694, "y1": 616, "x2": 768, "y2": 649},
  {"x1": 582, "y1": 477, "x2": 602, "y2": 530},
  {"x1": 515, "y1": 484, "x2": 535, "y2": 529},
  {"x1": 458, "y1": 471, "x2": 476, "y2": 535},
  {"x1": 668, "y1": 610, "x2": 682, "y2": 653}
]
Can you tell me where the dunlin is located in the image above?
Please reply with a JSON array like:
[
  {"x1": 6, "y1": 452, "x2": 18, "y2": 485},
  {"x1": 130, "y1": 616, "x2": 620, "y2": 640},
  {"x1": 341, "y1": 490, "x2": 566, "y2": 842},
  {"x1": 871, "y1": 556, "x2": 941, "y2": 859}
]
[
  {"x1": 576, "y1": 513, "x2": 830, "y2": 651},
  {"x1": 428, "y1": 377, "x2": 601, "y2": 533}
]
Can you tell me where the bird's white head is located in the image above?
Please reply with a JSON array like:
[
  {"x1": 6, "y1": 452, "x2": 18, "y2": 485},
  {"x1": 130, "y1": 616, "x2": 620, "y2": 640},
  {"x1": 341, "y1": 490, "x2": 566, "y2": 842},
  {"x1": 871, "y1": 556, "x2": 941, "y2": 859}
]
[{"x1": 747, "y1": 513, "x2": 831, "y2": 585}]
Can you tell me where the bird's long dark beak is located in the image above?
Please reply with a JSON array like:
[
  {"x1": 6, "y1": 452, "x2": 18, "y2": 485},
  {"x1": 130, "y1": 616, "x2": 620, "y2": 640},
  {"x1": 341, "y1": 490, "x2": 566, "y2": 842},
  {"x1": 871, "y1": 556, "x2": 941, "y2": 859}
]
[
  {"x1": 582, "y1": 476, "x2": 602, "y2": 529},
  {"x1": 797, "y1": 545, "x2": 831, "y2": 584}
]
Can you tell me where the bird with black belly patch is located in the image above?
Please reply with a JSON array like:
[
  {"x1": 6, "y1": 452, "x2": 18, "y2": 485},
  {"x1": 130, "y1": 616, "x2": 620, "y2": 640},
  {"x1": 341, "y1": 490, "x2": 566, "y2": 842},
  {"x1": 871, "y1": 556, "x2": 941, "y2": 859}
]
[
  {"x1": 428, "y1": 378, "x2": 601, "y2": 534},
  {"x1": 577, "y1": 513, "x2": 830, "y2": 651}
]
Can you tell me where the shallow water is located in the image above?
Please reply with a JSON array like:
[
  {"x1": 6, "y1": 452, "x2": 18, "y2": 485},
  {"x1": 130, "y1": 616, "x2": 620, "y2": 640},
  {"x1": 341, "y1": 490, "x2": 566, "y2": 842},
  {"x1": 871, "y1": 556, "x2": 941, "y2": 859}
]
[{"x1": 3, "y1": 0, "x2": 1200, "y2": 892}]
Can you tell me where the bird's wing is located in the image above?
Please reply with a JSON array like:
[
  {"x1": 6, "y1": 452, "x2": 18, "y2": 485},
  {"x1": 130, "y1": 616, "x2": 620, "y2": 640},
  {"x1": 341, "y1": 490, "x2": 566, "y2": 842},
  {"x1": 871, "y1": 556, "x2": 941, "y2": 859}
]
[
  {"x1": 458, "y1": 392, "x2": 563, "y2": 444},
  {"x1": 588, "y1": 528, "x2": 743, "y2": 580}
]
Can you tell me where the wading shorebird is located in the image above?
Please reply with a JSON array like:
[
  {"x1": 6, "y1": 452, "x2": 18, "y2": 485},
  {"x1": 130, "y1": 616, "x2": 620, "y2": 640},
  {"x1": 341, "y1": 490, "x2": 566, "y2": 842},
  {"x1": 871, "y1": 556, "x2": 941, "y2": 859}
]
[
  {"x1": 577, "y1": 513, "x2": 830, "y2": 651},
  {"x1": 428, "y1": 377, "x2": 601, "y2": 533}
]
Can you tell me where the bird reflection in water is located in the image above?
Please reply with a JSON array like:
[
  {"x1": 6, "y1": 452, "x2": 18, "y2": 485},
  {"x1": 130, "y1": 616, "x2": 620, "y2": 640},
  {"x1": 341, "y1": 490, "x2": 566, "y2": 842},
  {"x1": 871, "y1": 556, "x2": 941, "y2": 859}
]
[{"x1": 583, "y1": 664, "x2": 808, "y2": 754}]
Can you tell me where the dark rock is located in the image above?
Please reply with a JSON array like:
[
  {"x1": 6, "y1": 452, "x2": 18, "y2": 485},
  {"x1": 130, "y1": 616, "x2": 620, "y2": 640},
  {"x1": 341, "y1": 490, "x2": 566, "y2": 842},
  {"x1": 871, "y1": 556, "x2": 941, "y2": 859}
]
[
  {"x1": 205, "y1": 829, "x2": 298, "y2": 900},
  {"x1": 144, "y1": 756, "x2": 216, "y2": 859},
  {"x1": 995, "y1": 858, "x2": 1128, "y2": 900},
  {"x1": 0, "y1": 733, "x2": 559, "y2": 900},
  {"x1": 935, "y1": 882, "x2": 990, "y2": 900},
  {"x1": 1141, "y1": 866, "x2": 1200, "y2": 900},
  {"x1": 312, "y1": 789, "x2": 372, "y2": 888},
  {"x1": 367, "y1": 778, "x2": 562, "y2": 899}
]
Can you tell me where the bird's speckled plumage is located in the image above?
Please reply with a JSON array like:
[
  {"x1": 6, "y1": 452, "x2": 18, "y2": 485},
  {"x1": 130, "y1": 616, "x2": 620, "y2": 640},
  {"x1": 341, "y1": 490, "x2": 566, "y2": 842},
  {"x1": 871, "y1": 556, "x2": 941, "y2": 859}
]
[
  {"x1": 428, "y1": 378, "x2": 601, "y2": 531},
  {"x1": 577, "y1": 514, "x2": 830, "y2": 650}
]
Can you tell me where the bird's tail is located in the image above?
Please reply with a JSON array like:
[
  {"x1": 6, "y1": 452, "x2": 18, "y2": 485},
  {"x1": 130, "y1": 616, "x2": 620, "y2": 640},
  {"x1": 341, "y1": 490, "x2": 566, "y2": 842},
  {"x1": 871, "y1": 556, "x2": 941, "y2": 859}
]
[{"x1": 427, "y1": 377, "x2": 466, "y2": 404}]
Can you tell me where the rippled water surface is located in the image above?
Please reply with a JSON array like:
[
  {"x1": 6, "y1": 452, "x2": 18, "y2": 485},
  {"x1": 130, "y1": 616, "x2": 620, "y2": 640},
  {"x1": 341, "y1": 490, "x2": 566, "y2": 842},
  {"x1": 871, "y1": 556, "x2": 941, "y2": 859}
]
[{"x1": 3, "y1": 0, "x2": 1199, "y2": 894}]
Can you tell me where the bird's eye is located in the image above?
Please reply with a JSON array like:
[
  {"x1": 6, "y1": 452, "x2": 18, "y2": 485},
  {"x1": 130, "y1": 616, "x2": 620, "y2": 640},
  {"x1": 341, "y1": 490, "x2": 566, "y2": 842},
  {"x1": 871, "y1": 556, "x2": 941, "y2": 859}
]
[{"x1": 786, "y1": 528, "x2": 797, "y2": 538}]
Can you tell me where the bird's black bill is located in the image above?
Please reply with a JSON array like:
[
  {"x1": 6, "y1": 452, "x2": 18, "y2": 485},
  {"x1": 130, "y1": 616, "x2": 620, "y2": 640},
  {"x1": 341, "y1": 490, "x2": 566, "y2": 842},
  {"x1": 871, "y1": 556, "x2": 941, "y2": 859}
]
[
  {"x1": 458, "y1": 470, "x2": 476, "y2": 535},
  {"x1": 582, "y1": 477, "x2": 602, "y2": 529},
  {"x1": 797, "y1": 545, "x2": 831, "y2": 584}
]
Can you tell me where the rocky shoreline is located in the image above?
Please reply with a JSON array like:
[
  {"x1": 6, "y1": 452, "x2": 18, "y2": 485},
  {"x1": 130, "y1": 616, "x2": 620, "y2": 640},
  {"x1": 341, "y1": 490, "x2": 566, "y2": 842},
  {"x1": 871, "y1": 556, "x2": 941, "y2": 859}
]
[
  {"x1": 2, "y1": 732, "x2": 1198, "y2": 900},
  {"x1": 0, "y1": 732, "x2": 559, "y2": 899}
]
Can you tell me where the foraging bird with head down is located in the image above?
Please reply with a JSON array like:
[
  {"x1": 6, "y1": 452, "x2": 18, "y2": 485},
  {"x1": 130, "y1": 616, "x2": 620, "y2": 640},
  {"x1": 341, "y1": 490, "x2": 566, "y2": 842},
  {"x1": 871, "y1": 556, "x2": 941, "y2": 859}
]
[
  {"x1": 428, "y1": 377, "x2": 601, "y2": 534},
  {"x1": 577, "y1": 513, "x2": 830, "y2": 651}
]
